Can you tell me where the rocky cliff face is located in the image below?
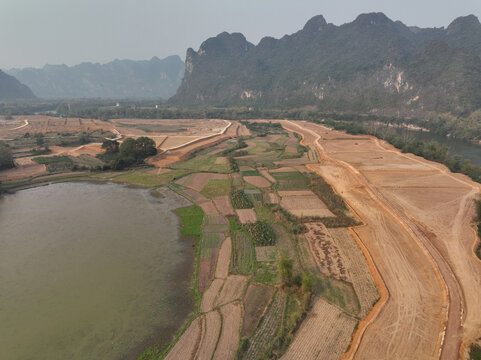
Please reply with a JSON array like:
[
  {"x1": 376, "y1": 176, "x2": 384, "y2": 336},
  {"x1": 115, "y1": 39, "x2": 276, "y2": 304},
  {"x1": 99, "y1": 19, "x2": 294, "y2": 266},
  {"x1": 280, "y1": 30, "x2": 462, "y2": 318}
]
[
  {"x1": 170, "y1": 13, "x2": 481, "y2": 112},
  {"x1": 7, "y1": 55, "x2": 184, "y2": 99},
  {"x1": 0, "y1": 70, "x2": 35, "y2": 101}
]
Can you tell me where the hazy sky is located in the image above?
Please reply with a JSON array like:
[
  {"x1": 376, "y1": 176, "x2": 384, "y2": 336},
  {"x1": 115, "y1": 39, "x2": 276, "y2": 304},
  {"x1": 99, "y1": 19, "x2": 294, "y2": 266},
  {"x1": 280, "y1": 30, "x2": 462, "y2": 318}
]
[{"x1": 1, "y1": 0, "x2": 480, "y2": 69}]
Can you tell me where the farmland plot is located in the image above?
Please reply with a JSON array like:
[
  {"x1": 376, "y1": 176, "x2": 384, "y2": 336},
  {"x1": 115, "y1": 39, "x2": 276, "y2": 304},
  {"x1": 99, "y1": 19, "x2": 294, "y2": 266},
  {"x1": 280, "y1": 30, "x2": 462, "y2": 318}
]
[
  {"x1": 271, "y1": 171, "x2": 310, "y2": 190},
  {"x1": 242, "y1": 291, "x2": 286, "y2": 360},
  {"x1": 304, "y1": 223, "x2": 349, "y2": 281},
  {"x1": 236, "y1": 209, "x2": 258, "y2": 224},
  {"x1": 213, "y1": 302, "x2": 242, "y2": 360},
  {"x1": 281, "y1": 297, "x2": 357, "y2": 360},
  {"x1": 201, "y1": 232, "x2": 223, "y2": 259},
  {"x1": 244, "y1": 176, "x2": 271, "y2": 188},
  {"x1": 255, "y1": 246, "x2": 277, "y2": 262},
  {"x1": 231, "y1": 232, "x2": 256, "y2": 275},
  {"x1": 165, "y1": 316, "x2": 203, "y2": 360},
  {"x1": 215, "y1": 237, "x2": 231, "y2": 279},
  {"x1": 201, "y1": 278, "x2": 224, "y2": 312},
  {"x1": 215, "y1": 274, "x2": 248, "y2": 307},
  {"x1": 279, "y1": 190, "x2": 334, "y2": 218},
  {"x1": 242, "y1": 284, "x2": 275, "y2": 337},
  {"x1": 195, "y1": 310, "x2": 221, "y2": 360},
  {"x1": 328, "y1": 228, "x2": 379, "y2": 318},
  {"x1": 212, "y1": 195, "x2": 235, "y2": 216}
]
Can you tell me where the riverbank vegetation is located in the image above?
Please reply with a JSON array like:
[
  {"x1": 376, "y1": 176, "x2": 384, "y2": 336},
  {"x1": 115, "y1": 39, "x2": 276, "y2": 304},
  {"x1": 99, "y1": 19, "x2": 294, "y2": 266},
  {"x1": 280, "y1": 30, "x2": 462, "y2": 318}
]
[{"x1": 0, "y1": 142, "x2": 14, "y2": 170}]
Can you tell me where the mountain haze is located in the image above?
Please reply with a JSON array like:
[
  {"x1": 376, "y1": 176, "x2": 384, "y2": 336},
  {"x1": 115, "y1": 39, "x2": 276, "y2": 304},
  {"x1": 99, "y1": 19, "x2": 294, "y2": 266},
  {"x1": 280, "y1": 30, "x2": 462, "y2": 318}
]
[
  {"x1": 170, "y1": 13, "x2": 481, "y2": 113},
  {"x1": 7, "y1": 56, "x2": 184, "y2": 100},
  {"x1": 0, "y1": 70, "x2": 35, "y2": 101}
]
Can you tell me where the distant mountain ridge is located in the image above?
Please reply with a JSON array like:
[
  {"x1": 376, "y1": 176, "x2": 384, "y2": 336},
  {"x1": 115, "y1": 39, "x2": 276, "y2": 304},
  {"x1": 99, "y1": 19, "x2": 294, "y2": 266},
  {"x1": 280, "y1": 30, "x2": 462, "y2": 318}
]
[
  {"x1": 0, "y1": 70, "x2": 35, "y2": 101},
  {"x1": 7, "y1": 55, "x2": 184, "y2": 99},
  {"x1": 170, "y1": 13, "x2": 481, "y2": 113}
]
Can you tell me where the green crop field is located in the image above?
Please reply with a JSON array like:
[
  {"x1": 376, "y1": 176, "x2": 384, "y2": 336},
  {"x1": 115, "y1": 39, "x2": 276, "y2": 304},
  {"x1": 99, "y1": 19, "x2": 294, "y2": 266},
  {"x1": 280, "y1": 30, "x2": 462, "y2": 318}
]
[
  {"x1": 200, "y1": 179, "x2": 231, "y2": 198},
  {"x1": 271, "y1": 171, "x2": 310, "y2": 190},
  {"x1": 200, "y1": 232, "x2": 222, "y2": 258}
]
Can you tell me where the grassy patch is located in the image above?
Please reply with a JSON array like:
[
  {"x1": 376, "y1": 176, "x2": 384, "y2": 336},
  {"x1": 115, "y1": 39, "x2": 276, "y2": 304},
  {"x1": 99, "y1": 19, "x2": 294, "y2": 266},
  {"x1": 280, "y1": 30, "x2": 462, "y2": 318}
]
[
  {"x1": 241, "y1": 169, "x2": 260, "y2": 176},
  {"x1": 231, "y1": 231, "x2": 256, "y2": 275},
  {"x1": 253, "y1": 262, "x2": 279, "y2": 285},
  {"x1": 171, "y1": 154, "x2": 230, "y2": 173},
  {"x1": 271, "y1": 171, "x2": 310, "y2": 190},
  {"x1": 470, "y1": 344, "x2": 481, "y2": 360},
  {"x1": 112, "y1": 169, "x2": 190, "y2": 188},
  {"x1": 312, "y1": 276, "x2": 360, "y2": 315},
  {"x1": 33, "y1": 156, "x2": 75, "y2": 172},
  {"x1": 200, "y1": 178, "x2": 231, "y2": 198},
  {"x1": 174, "y1": 205, "x2": 204, "y2": 239}
]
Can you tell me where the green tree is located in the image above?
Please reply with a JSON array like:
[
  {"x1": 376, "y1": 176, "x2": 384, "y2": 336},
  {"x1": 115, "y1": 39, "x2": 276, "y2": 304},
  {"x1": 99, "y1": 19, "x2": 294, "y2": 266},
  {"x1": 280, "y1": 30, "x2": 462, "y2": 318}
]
[
  {"x1": 101, "y1": 139, "x2": 119, "y2": 154},
  {"x1": 0, "y1": 143, "x2": 14, "y2": 170},
  {"x1": 35, "y1": 133, "x2": 44, "y2": 147},
  {"x1": 279, "y1": 255, "x2": 293, "y2": 286},
  {"x1": 135, "y1": 136, "x2": 157, "y2": 157}
]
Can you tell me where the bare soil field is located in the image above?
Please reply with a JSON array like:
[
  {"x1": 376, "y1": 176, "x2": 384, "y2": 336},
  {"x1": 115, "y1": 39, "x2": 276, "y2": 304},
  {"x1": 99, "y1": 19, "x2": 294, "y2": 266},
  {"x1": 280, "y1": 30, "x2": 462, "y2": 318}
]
[
  {"x1": 213, "y1": 301, "x2": 242, "y2": 360},
  {"x1": 242, "y1": 284, "x2": 274, "y2": 337},
  {"x1": 195, "y1": 310, "x2": 221, "y2": 360},
  {"x1": 0, "y1": 159, "x2": 47, "y2": 181},
  {"x1": 279, "y1": 190, "x2": 334, "y2": 218},
  {"x1": 282, "y1": 120, "x2": 481, "y2": 360},
  {"x1": 236, "y1": 209, "x2": 258, "y2": 224},
  {"x1": 305, "y1": 223, "x2": 349, "y2": 281},
  {"x1": 161, "y1": 136, "x2": 205, "y2": 149},
  {"x1": 215, "y1": 237, "x2": 231, "y2": 279},
  {"x1": 282, "y1": 297, "x2": 357, "y2": 360},
  {"x1": 215, "y1": 274, "x2": 248, "y2": 307},
  {"x1": 243, "y1": 175, "x2": 271, "y2": 188},
  {"x1": 199, "y1": 200, "x2": 219, "y2": 215},
  {"x1": 201, "y1": 278, "x2": 224, "y2": 313},
  {"x1": 212, "y1": 195, "x2": 235, "y2": 216},
  {"x1": 270, "y1": 166, "x2": 297, "y2": 173},
  {"x1": 165, "y1": 316, "x2": 203, "y2": 360},
  {"x1": 328, "y1": 228, "x2": 379, "y2": 318}
]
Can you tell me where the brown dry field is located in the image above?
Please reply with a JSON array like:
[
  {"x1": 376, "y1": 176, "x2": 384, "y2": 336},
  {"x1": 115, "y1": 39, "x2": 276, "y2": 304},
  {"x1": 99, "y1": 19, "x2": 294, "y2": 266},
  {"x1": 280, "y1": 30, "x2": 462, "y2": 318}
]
[
  {"x1": 165, "y1": 316, "x2": 203, "y2": 360},
  {"x1": 305, "y1": 223, "x2": 349, "y2": 281},
  {"x1": 242, "y1": 284, "x2": 274, "y2": 337},
  {"x1": 282, "y1": 120, "x2": 481, "y2": 360},
  {"x1": 243, "y1": 175, "x2": 271, "y2": 188},
  {"x1": 201, "y1": 278, "x2": 224, "y2": 313},
  {"x1": 269, "y1": 166, "x2": 297, "y2": 173},
  {"x1": 0, "y1": 159, "x2": 47, "y2": 181},
  {"x1": 279, "y1": 191, "x2": 334, "y2": 218},
  {"x1": 213, "y1": 301, "x2": 242, "y2": 360},
  {"x1": 195, "y1": 310, "x2": 221, "y2": 360},
  {"x1": 0, "y1": 116, "x2": 115, "y2": 138},
  {"x1": 212, "y1": 195, "x2": 235, "y2": 216},
  {"x1": 199, "y1": 200, "x2": 220, "y2": 215},
  {"x1": 282, "y1": 297, "x2": 358, "y2": 360},
  {"x1": 215, "y1": 237, "x2": 231, "y2": 279},
  {"x1": 215, "y1": 274, "x2": 248, "y2": 307},
  {"x1": 236, "y1": 209, "x2": 258, "y2": 224}
]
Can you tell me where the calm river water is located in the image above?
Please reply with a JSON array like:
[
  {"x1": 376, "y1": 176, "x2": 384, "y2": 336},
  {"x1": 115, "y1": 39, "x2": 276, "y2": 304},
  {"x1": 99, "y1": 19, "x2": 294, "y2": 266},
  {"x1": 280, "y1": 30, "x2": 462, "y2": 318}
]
[
  {"x1": 378, "y1": 126, "x2": 481, "y2": 166},
  {"x1": 0, "y1": 183, "x2": 194, "y2": 360}
]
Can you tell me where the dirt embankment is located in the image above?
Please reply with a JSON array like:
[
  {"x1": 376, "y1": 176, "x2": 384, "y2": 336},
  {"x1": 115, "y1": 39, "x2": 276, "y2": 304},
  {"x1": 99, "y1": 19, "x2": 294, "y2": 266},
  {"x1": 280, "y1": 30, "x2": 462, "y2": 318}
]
[{"x1": 281, "y1": 120, "x2": 481, "y2": 360}]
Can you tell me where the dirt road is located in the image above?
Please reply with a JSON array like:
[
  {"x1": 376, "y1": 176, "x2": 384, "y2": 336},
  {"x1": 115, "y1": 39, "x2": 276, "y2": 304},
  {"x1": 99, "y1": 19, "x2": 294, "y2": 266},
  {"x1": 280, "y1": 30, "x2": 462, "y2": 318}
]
[{"x1": 281, "y1": 120, "x2": 481, "y2": 359}]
